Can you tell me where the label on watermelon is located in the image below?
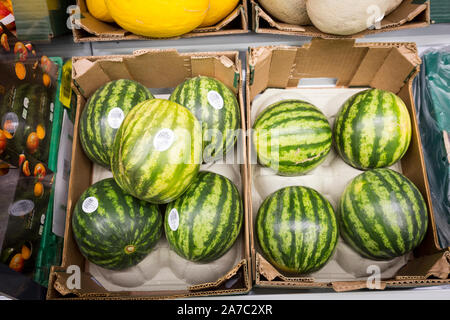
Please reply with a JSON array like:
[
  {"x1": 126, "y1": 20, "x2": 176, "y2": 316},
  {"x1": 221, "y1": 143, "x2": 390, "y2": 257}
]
[
  {"x1": 153, "y1": 128, "x2": 175, "y2": 152},
  {"x1": 207, "y1": 91, "x2": 224, "y2": 110},
  {"x1": 82, "y1": 197, "x2": 98, "y2": 214},
  {"x1": 8, "y1": 200, "x2": 34, "y2": 217},
  {"x1": 168, "y1": 208, "x2": 179, "y2": 231},
  {"x1": 107, "y1": 108, "x2": 125, "y2": 129},
  {"x1": 23, "y1": 97, "x2": 29, "y2": 108}
]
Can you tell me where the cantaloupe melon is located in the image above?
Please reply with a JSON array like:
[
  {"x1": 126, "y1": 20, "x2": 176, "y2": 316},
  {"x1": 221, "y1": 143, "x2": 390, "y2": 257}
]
[
  {"x1": 306, "y1": 0, "x2": 403, "y2": 36},
  {"x1": 258, "y1": 0, "x2": 310, "y2": 26}
]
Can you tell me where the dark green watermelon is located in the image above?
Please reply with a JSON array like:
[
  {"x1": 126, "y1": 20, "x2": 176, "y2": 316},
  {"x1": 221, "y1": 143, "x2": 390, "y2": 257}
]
[
  {"x1": 79, "y1": 79, "x2": 154, "y2": 168},
  {"x1": 164, "y1": 171, "x2": 243, "y2": 263},
  {"x1": 256, "y1": 186, "x2": 338, "y2": 275},
  {"x1": 72, "y1": 178, "x2": 163, "y2": 270},
  {"x1": 333, "y1": 89, "x2": 412, "y2": 170},
  {"x1": 169, "y1": 76, "x2": 241, "y2": 162},
  {"x1": 252, "y1": 100, "x2": 332, "y2": 176},
  {"x1": 339, "y1": 168, "x2": 428, "y2": 260}
]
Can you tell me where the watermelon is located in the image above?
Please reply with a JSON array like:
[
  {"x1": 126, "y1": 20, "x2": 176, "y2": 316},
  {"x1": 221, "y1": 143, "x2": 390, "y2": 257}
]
[
  {"x1": 333, "y1": 88, "x2": 412, "y2": 170},
  {"x1": 169, "y1": 76, "x2": 241, "y2": 162},
  {"x1": 111, "y1": 99, "x2": 202, "y2": 204},
  {"x1": 256, "y1": 186, "x2": 338, "y2": 275},
  {"x1": 164, "y1": 171, "x2": 243, "y2": 263},
  {"x1": 339, "y1": 168, "x2": 428, "y2": 260},
  {"x1": 72, "y1": 178, "x2": 163, "y2": 270},
  {"x1": 252, "y1": 99, "x2": 332, "y2": 176},
  {"x1": 79, "y1": 79, "x2": 154, "y2": 168}
]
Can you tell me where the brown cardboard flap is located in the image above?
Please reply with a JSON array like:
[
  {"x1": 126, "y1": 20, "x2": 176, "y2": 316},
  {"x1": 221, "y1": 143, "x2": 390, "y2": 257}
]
[
  {"x1": 194, "y1": 5, "x2": 245, "y2": 33},
  {"x1": 332, "y1": 281, "x2": 387, "y2": 293},
  {"x1": 79, "y1": 12, "x2": 127, "y2": 38},
  {"x1": 381, "y1": 1, "x2": 429, "y2": 28},
  {"x1": 53, "y1": 269, "x2": 112, "y2": 297},
  {"x1": 189, "y1": 259, "x2": 249, "y2": 292},
  {"x1": 256, "y1": 253, "x2": 315, "y2": 283},
  {"x1": 395, "y1": 251, "x2": 450, "y2": 280},
  {"x1": 72, "y1": 50, "x2": 240, "y2": 100}
]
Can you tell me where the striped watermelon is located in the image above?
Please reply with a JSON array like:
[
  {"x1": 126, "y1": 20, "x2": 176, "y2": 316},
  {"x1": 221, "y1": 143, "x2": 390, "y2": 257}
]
[
  {"x1": 72, "y1": 178, "x2": 162, "y2": 270},
  {"x1": 169, "y1": 76, "x2": 241, "y2": 162},
  {"x1": 252, "y1": 100, "x2": 332, "y2": 176},
  {"x1": 111, "y1": 99, "x2": 203, "y2": 204},
  {"x1": 339, "y1": 168, "x2": 428, "y2": 260},
  {"x1": 79, "y1": 79, "x2": 154, "y2": 168},
  {"x1": 164, "y1": 171, "x2": 243, "y2": 263},
  {"x1": 256, "y1": 186, "x2": 338, "y2": 275},
  {"x1": 333, "y1": 89, "x2": 412, "y2": 170}
]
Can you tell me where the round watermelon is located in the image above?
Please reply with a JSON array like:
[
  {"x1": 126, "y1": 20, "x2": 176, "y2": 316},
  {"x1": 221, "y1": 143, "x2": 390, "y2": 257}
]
[
  {"x1": 256, "y1": 186, "x2": 338, "y2": 275},
  {"x1": 164, "y1": 171, "x2": 243, "y2": 263},
  {"x1": 339, "y1": 168, "x2": 428, "y2": 260},
  {"x1": 169, "y1": 76, "x2": 241, "y2": 162},
  {"x1": 333, "y1": 88, "x2": 412, "y2": 170},
  {"x1": 72, "y1": 178, "x2": 162, "y2": 270},
  {"x1": 79, "y1": 79, "x2": 154, "y2": 168},
  {"x1": 252, "y1": 99, "x2": 332, "y2": 176},
  {"x1": 111, "y1": 99, "x2": 203, "y2": 204}
]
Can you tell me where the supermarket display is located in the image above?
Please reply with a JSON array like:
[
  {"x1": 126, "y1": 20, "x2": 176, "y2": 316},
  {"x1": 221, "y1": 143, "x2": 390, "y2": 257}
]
[
  {"x1": 339, "y1": 168, "x2": 429, "y2": 260},
  {"x1": 413, "y1": 46, "x2": 450, "y2": 249},
  {"x1": 252, "y1": 99, "x2": 332, "y2": 176},
  {"x1": 1, "y1": 0, "x2": 449, "y2": 301},
  {"x1": 256, "y1": 186, "x2": 338, "y2": 275},
  {"x1": 170, "y1": 76, "x2": 241, "y2": 162},
  {"x1": 79, "y1": 79, "x2": 154, "y2": 169},
  {"x1": 111, "y1": 98, "x2": 203, "y2": 204},
  {"x1": 333, "y1": 89, "x2": 412, "y2": 170},
  {"x1": 72, "y1": 178, "x2": 163, "y2": 270},
  {"x1": 164, "y1": 171, "x2": 243, "y2": 263}
]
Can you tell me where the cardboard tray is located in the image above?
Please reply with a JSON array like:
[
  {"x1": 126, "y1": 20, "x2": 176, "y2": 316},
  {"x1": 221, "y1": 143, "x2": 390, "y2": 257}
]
[
  {"x1": 246, "y1": 39, "x2": 450, "y2": 292},
  {"x1": 46, "y1": 49, "x2": 251, "y2": 299},
  {"x1": 72, "y1": 0, "x2": 249, "y2": 43},
  {"x1": 251, "y1": 0, "x2": 431, "y2": 39}
]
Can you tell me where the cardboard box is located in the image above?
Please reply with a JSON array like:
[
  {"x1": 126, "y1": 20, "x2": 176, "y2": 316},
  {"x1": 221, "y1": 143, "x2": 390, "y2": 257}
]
[
  {"x1": 71, "y1": 0, "x2": 249, "y2": 43},
  {"x1": 251, "y1": 0, "x2": 430, "y2": 39},
  {"x1": 46, "y1": 49, "x2": 251, "y2": 299},
  {"x1": 246, "y1": 39, "x2": 450, "y2": 292}
]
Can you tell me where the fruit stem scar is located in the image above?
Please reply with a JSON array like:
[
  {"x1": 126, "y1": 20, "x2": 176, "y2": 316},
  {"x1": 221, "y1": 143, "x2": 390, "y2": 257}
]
[{"x1": 124, "y1": 245, "x2": 136, "y2": 254}]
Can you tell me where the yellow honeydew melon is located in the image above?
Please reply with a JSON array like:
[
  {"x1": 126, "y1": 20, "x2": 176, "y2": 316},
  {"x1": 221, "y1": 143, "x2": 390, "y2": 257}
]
[
  {"x1": 200, "y1": 0, "x2": 240, "y2": 27},
  {"x1": 105, "y1": 0, "x2": 209, "y2": 38},
  {"x1": 306, "y1": 0, "x2": 403, "y2": 36},
  {"x1": 258, "y1": 0, "x2": 310, "y2": 25},
  {"x1": 86, "y1": 0, "x2": 114, "y2": 23}
]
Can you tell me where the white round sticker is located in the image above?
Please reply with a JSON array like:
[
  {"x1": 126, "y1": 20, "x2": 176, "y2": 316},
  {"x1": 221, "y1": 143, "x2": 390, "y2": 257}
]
[
  {"x1": 50, "y1": 102, "x2": 54, "y2": 112},
  {"x1": 9, "y1": 200, "x2": 34, "y2": 216},
  {"x1": 153, "y1": 128, "x2": 175, "y2": 152},
  {"x1": 107, "y1": 108, "x2": 125, "y2": 129},
  {"x1": 82, "y1": 197, "x2": 98, "y2": 214},
  {"x1": 168, "y1": 208, "x2": 179, "y2": 232},
  {"x1": 207, "y1": 90, "x2": 224, "y2": 110},
  {"x1": 23, "y1": 97, "x2": 29, "y2": 108}
]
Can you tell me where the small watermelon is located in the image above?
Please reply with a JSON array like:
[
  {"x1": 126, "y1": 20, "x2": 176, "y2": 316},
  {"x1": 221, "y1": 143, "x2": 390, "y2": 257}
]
[
  {"x1": 339, "y1": 168, "x2": 428, "y2": 260},
  {"x1": 111, "y1": 99, "x2": 203, "y2": 204},
  {"x1": 333, "y1": 88, "x2": 412, "y2": 170},
  {"x1": 164, "y1": 171, "x2": 243, "y2": 263},
  {"x1": 79, "y1": 79, "x2": 154, "y2": 168},
  {"x1": 170, "y1": 76, "x2": 241, "y2": 162},
  {"x1": 72, "y1": 178, "x2": 163, "y2": 270},
  {"x1": 256, "y1": 186, "x2": 338, "y2": 275},
  {"x1": 252, "y1": 99, "x2": 332, "y2": 176}
]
